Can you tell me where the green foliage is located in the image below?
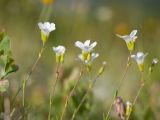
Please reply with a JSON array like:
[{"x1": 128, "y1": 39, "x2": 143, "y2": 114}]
[{"x1": 0, "y1": 31, "x2": 18, "y2": 92}]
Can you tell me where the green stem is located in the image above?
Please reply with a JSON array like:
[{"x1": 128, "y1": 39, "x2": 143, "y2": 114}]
[
  {"x1": 105, "y1": 51, "x2": 132, "y2": 120},
  {"x1": 60, "y1": 67, "x2": 84, "y2": 120},
  {"x1": 48, "y1": 63, "x2": 60, "y2": 120},
  {"x1": 71, "y1": 74, "x2": 100, "y2": 120},
  {"x1": 126, "y1": 73, "x2": 144, "y2": 120},
  {"x1": 21, "y1": 44, "x2": 45, "y2": 119}
]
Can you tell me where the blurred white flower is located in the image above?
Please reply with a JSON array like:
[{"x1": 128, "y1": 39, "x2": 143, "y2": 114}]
[
  {"x1": 152, "y1": 58, "x2": 158, "y2": 64},
  {"x1": 116, "y1": 30, "x2": 137, "y2": 51},
  {"x1": 53, "y1": 45, "x2": 66, "y2": 63},
  {"x1": 149, "y1": 58, "x2": 159, "y2": 73},
  {"x1": 131, "y1": 52, "x2": 148, "y2": 72},
  {"x1": 38, "y1": 22, "x2": 56, "y2": 44}
]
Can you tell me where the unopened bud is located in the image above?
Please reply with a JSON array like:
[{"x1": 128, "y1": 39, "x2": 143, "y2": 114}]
[
  {"x1": 97, "y1": 61, "x2": 107, "y2": 76},
  {"x1": 126, "y1": 101, "x2": 132, "y2": 117},
  {"x1": 114, "y1": 96, "x2": 126, "y2": 120}
]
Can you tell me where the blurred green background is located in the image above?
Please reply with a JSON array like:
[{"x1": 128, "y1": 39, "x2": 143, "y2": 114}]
[{"x1": 0, "y1": 0, "x2": 160, "y2": 119}]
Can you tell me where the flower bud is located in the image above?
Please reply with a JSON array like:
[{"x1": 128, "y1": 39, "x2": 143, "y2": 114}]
[
  {"x1": 114, "y1": 97, "x2": 126, "y2": 120},
  {"x1": 125, "y1": 101, "x2": 132, "y2": 117},
  {"x1": 97, "y1": 61, "x2": 107, "y2": 76}
]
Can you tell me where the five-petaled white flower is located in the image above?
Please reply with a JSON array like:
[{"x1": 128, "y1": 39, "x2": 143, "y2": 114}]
[
  {"x1": 75, "y1": 40, "x2": 97, "y2": 61},
  {"x1": 53, "y1": 45, "x2": 66, "y2": 63},
  {"x1": 75, "y1": 40, "x2": 97, "y2": 52},
  {"x1": 38, "y1": 22, "x2": 56, "y2": 44},
  {"x1": 116, "y1": 30, "x2": 137, "y2": 51},
  {"x1": 131, "y1": 52, "x2": 148, "y2": 72}
]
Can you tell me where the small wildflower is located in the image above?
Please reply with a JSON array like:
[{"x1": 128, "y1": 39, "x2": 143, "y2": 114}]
[
  {"x1": 114, "y1": 97, "x2": 126, "y2": 120},
  {"x1": 97, "y1": 61, "x2": 107, "y2": 76},
  {"x1": 131, "y1": 52, "x2": 148, "y2": 72},
  {"x1": 38, "y1": 22, "x2": 56, "y2": 44},
  {"x1": 78, "y1": 52, "x2": 99, "y2": 71},
  {"x1": 53, "y1": 45, "x2": 66, "y2": 63},
  {"x1": 149, "y1": 58, "x2": 158, "y2": 73},
  {"x1": 75, "y1": 40, "x2": 97, "y2": 61},
  {"x1": 125, "y1": 101, "x2": 132, "y2": 117},
  {"x1": 116, "y1": 30, "x2": 137, "y2": 51}
]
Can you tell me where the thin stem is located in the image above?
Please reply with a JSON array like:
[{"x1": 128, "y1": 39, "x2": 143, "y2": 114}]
[
  {"x1": 60, "y1": 66, "x2": 84, "y2": 120},
  {"x1": 3, "y1": 92, "x2": 11, "y2": 120},
  {"x1": 21, "y1": 44, "x2": 45, "y2": 119},
  {"x1": 22, "y1": 44, "x2": 45, "y2": 105},
  {"x1": 105, "y1": 51, "x2": 132, "y2": 120},
  {"x1": 126, "y1": 73, "x2": 144, "y2": 120},
  {"x1": 48, "y1": 63, "x2": 60, "y2": 120},
  {"x1": 71, "y1": 74, "x2": 99, "y2": 120}
]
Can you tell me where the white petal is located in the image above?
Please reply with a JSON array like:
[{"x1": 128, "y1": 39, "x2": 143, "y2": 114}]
[
  {"x1": 90, "y1": 42, "x2": 97, "y2": 49},
  {"x1": 78, "y1": 54, "x2": 83, "y2": 61},
  {"x1": 84, "y1": 40, "x2": 90, "y2": 46},
  {"x1": 131, "y1": 55, "x2": 136, "y2": 59},
  {"x1": 38, "y1": 22, "x2": 43, "y2": 29},
  {"x1": 75, "y1": 41, "x2": 84, "y2": 49},
  {"x1": 144, "y1": 53, "x2": 148, "y2": 58},
  {"x1": 130, "y1": 30, "x2": 137, "y2": 37},
  {"x1": 116, "y1": 34, "x2": 124, "y2": 39},
  {"x1": 50, "y1": 23, "x2": 56, "y2": 31},
  {"x1": 132, "y1": 36, "x2": 137, "y2": 42},
  {"x1": 91, "y1": 53, "x2": 99, "y2": 61},
  {"x1": 117, "y1": 34, "x2": 130, "y2": 42},
  {"x1": 137, "y1": 52, "x2": 144, "y2": 58}
]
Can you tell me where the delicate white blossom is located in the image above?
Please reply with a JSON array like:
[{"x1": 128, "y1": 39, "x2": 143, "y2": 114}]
[
  {"x1": 75, "y1": 40, "x2": 97, "y2": 61},
  {"x1": 38, "y1": 22, "x2": 56, "y2": 44},
  {"x1": 53, "y1": 45, "x2": 66, "y2": 63},
  {"x1": 75, "y1": 40, "x2": 97, "y2": 52},
  {"x1": 131, "y1": 52, "x2": 148, "y2": 72},
  {"x1": 116, "y1": 30, "x2": 137, "y2": 51}
]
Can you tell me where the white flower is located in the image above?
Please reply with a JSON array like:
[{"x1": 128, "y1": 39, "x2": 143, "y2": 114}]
[
  {"x1": 116, "y1": 30, "x2": 137, "y2": 51},
  {"x1": 131, "y1": 52, "x2": 148, "y2": 72},
  {"x1": 38, "y1": 22, "x2": 56, "y2": 44},
  {"x1": 75, "y1": 40, "x2": 97, "y2": 53},
  {"x1": 149, "y1": 58, "x2": 158, "y2": 73},
  {"x1": 78, "y1": 52, "x2": 99, "y2": 64},
  {"x1": 75, "y1": 40, "x2": 97, "y2": 61},
  {"x1": 152, "y1": 58, "x2": 158, "y2": 64},
  {"x1": 53, "y1": 45, "x2": 66, "y2": 63}
]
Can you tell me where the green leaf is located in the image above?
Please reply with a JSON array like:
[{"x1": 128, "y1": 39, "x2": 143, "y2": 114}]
[
  {"x1": 5, "y1": 56, "x2": 14, "y2": 72},
  {"x1": 0, "y1": 50, "x2": 4, "y2": 57},
  {"x1": 3, "y1": 64, "x2": 19, "y2": 78},
  {"x1": 0, "y1": 35, "x2": 11, "y2": 56}
]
